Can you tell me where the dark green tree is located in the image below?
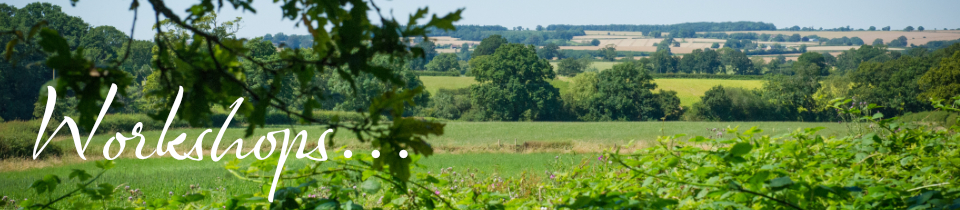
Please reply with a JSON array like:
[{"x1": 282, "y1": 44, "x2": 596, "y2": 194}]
[
  {"x1": 473, "y1": 34, "x2": 508, "y2": 57},
  {"x1": 590, "y1": 39, "x2": 600, "y2": 46},
  {"x1": 904, "y1": 26, "x2": 915, "y2": 32},
  {"x1": 469, "y1": 43, "x2": 562, "y2": 120},
  {"x1": 577, "y1": 61, "x2": 666, "y2": 121},
  {"x1": 889, "y1": 36, "x2": 908, "y2": 47},
  {"x1": 599, "y1": 44, "x2": 617, "y2": 61},
  {"x1": 873, "y1": 38, "x2": 884, "y2": 46},
  {"x1": 425, "y1": 53, "x2": 460, "y2": 72},
  {"x1": 919, "y1": 51, "x2": 960, "y2": 99},
  {"x1": 537, "y1": 42, "x2": 561, "y2": 59},
  {"x1": 651, "y1": 50, "x2": 677, "y2": 73},
  {"x1": 557, "y1": 57, "x2": 589, "y2": 77}
]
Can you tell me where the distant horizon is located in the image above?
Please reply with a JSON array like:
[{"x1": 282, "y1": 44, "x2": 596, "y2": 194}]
[{"x1": 5, "y1": 0, "x2": 960, "y2": 40}]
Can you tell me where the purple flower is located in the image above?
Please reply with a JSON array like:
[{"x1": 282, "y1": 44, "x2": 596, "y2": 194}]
[
  {"x1": 128, "y1": 196, "x2": 133, "y2": 201},
  {"x1": 549, "y1": 174, "x2": 556, "y2": 179},
  {"x1": 598, "y1": 155, "x2": 604, "y2": 161},
  {"x1": 168, "y1": 191, "x2": 173, "y2": 196},
  {"x1": 435, "y1": 190, "x2": 441, "y2": 195}
]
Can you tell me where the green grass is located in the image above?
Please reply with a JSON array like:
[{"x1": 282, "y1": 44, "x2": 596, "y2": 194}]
[
  {"x1": 1, "y1": 121, "x2": 848, "y2": 203},
  {"x1": 31, "y1": 121, "x2": 847, "y2": 153},
  {"x1": 420, "y1": 76, "x2": 764, "y2": 106},
  {"x1": 0, "y1": 152, "x2": 593, "y2": 204}
]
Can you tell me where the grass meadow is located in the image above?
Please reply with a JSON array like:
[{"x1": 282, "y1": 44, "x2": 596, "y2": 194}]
[
  {"x1": 420, "y1": 76, "x2": 764, "y2": 106},
  {"x1": 0, "y1": 120, "x2": 847, "y2": 203},
  {"x1": 0, "y1": 120, "x2": 848, "y2": 204}
]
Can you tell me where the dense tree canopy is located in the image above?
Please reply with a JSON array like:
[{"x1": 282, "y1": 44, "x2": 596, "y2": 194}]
[
  {"x1": 469, "y1": 43, "x2": 562, "y2": 120},
  {"x1": 425, "y1": 53, "x2": 460, "y2": 72},
  {"x1": 473, "y1": 34, "x2": 508, "y2": 57}
]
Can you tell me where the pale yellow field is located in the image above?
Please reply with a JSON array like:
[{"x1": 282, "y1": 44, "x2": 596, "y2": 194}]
[
  {"x1": 715, "y1": 30, "x2": 960, "y2": 46},
  {"x1": 427, "y1": 36, "x2": 480, "y2": 47},
  {"x1": 564, "y1": 37, "x2": 726, "y2": 54}
]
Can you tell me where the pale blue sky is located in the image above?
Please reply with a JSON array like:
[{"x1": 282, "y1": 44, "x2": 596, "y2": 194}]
[{"x1": 4, "y1": 0, "x2": 960, "y2": 40}]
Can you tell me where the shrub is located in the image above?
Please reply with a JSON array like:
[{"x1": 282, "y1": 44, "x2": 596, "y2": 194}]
[
  {"x1": 0, "y1": 120, "x2": 63, "y2": 160},
  {"x1": 96, "y1": 114, "x2": 189, "y2": 133}
]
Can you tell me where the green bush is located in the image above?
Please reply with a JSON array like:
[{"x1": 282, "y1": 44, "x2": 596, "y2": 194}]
[
  {"x1": 0, "y1": 120, "x2": 63, "y2": 160},
  {"x1": 95, "y1": 114, "x2": 189, "y2": 134}
]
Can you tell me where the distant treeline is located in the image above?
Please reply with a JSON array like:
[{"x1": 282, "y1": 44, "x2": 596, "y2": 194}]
[
  {"x1": 426, "y1": 25, "x2": 585, "y2": 43},
  {"x1": 546, "y1": 22, "x2": 777, "y2": 33}
]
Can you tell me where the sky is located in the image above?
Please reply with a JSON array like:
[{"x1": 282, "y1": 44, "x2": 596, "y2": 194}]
[{"x1": 5, "y1": 0, "x2": 960, "y2": 40}]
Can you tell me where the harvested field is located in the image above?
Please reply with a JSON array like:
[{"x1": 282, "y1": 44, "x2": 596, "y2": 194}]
[
  {"x1": 426, "y1": 36, "x2": 480, "y2": 47},
  {"x1": 563, "y1": 37, "x2": 726, "y2": 54},
  {"x1": 713, "y1": 30, "x2": 960, "y2": 46},
  {"x1": 584, "y1": 30, "x2": 646, "y2": 36}
]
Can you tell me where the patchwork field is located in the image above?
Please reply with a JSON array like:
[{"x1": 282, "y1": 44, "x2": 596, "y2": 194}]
[
  {"x1": 716, "y1": 30, "x2": 960, "y2": 46},
  {"x1": 420, "y1": 76, "x2": 764, "y2": 106}
]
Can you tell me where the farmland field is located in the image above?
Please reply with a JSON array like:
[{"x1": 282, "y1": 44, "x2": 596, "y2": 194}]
[
  {"x1": 420, "y1": 76, "x2": 764, "y2": 106},
  {"x1": 714, "y1": 30, "x2": 960, "y2": 46},
  {"x1": 653, "y1": 78, "x2": 763, "y2": 106}
]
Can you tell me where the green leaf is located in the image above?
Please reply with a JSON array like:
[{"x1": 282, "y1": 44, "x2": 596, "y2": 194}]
[
  {"x1": 666, "y1": 157, "x2": 680, "y2": 167},
  {"x1": 95, "y1": 160, "x2": 115, "y2": 170},
  {"x1": 747, "y1": 171, "x2": 770, "y2": 186},
  {"x1": 360, "y1": 179, "x2": 381, "y2": 194},
  {"x1": 766, "y1": 176, "x2": 794, "y2": 191},
  {"x1": 69, "y1": 169, "x2": 92, "y2": 181},
  {"x1": 729, "y1": 143, "x2": 753, "y2": 157}
]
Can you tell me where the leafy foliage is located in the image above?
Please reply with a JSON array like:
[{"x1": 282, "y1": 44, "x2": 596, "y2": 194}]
[{"x1": 469, "y1": 43, "x2": 562, "y2": 121}]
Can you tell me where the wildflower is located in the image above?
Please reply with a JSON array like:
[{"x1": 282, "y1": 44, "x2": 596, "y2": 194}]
[
  {"x1": 549, "y1": 174, "x2": 556, "y2": 179},
  {"x1": 2, "y1": 196, "x2": 6, "y2": 201},
  {"x1": 541, "y1": 207, "x2": 548, "y2": 210},
  {"x1": 125, "y1": 186, "x2": 130, "y2": 190},
  {"x1": 169, "y1": 191, "x2": 173, "y2": 196},
  {"x1": 598, "y1": 155, "x2": 604, "y2": 161},
  {"x1": 435, "y1": 190, "x2": 441, "y2": 195},
  {"x1": 128, "y1": 196, "x2": 133, "y2": 201}
]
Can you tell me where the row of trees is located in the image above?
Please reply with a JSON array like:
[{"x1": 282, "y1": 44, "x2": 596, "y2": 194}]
[
  {"x1": 547, "y1": 22, "x2": 777, "y2": 33},
  {"x1": 421, "y1": 38, "x2": 684, "y2": 121},
  {"x1": 425, "y1": 25, "x2": 585, "y2": 44},
  {"x1": 688, "y1": 44, "x2": 960, "y2": 121},
  {"x1": 261, "y1": 33, "x2": 314, "y2": 49}
]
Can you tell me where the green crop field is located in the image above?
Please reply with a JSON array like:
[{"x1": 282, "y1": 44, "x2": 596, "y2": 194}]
[
  {"x1": 653, "y1": 78, "x2": 764, "y2": 107},
  {"x1": 418, "y1": 76, "x2": 476, "y2": 93},
  {"x1": 421, "y1": 76, "x2": 764, "y2": 106}
]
